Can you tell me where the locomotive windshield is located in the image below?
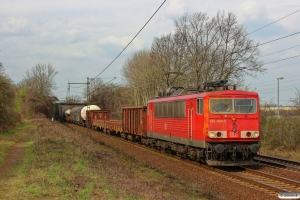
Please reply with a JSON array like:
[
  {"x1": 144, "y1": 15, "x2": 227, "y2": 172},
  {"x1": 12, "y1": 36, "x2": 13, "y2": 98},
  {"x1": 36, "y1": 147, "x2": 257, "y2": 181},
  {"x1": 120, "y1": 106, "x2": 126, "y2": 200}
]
[{"x1": 210, "y1": 98, "x2": 256, "y2": 114}]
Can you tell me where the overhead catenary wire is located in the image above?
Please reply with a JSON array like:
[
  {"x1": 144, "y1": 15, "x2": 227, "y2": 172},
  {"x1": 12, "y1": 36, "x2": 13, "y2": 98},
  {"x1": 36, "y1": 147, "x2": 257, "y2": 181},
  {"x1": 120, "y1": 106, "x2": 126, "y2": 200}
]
[
  {"x1": 55, "y1": 90, "x2": 68, "y2": 94},
  {"x1": 260, "y1": 44, "x2": 300, "y2": 58},
  {"x1": 250, "y1": 74, "x2": 300, "y2": 86},
  {"x1": 262, "y1": 98, "x2": 293, "y2": 102},
  {"x1": 258, "y1": 31, "x2": 300, "y2": 47},
  {"x1": 70, "y1": 85, "x2": 86, "y2": 88},
  {"x1": 66, "y1": 7, "x2": 297, "y2": 91},
  {"x1": 267, "y1": 60, "x2": 300, "y2": 70},
  {"x1": 252, "y1": 77, "x2": 300, "y2": 88},
  {"x1": 256, "y1": 81, "x2": 300, "y2": 94},
  {"x1": 234, "y1": 13, "x2": 299, "y2": 96},
  {"x1": 189, "y1": 11, "x2": 300, "y2": 78},
  {"x1": 63, "y1": 78, "x2": 117, "y2": 99},
  {"x1": 262, "y1": 54, "x2": 300, "y2": 65},
  {"x1": 257, "y1": 85, "x2": 300, "y2": 95},
  {"x1": 241, "y1": 52, "x2": 300, "y2": 73},
  {"x1": 59, "y1": 7, "x2": 300, "y2": 104},
  {"x1": 248, "y1": 10, "x2": 300, "y2": 35},
  {"x1": 68, "y1": 76, "x2": 118, "y2": 89},
  {"x1": 92, "y1": 0, "x2": 166, "y2": 80},
  {"x1": 239, "y1": 49, "x2": 300, "y2": 75},
  {"x1": 89, "y1": 77, "x2": 116, "y2": 94},
  {"x1": 258, "y1": 80, "x2": 300, "y2": 91}
]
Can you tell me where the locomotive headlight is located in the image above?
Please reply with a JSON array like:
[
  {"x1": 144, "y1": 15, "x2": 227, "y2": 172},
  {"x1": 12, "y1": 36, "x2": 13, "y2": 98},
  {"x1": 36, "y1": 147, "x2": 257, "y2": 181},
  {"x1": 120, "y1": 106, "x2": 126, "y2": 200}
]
[
  {"x1": 246, "y1": 132, "x2": 251, "y2": 137},
  {"x1": 208, "y1": 132, "x2": 216, "y2": 138},
  {"x1": 241, "y1": 131, "x2": 259, "y2": 138}
]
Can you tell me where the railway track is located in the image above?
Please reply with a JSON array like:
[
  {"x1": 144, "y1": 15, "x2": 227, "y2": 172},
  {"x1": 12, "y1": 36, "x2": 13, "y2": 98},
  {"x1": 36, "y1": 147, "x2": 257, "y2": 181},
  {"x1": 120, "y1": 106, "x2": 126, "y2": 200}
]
[
  {"x1": 67, "y1": 123, "x2": 299, "y2": 197},
  {"x1": 220, "y1": 166, "x2": 300, "y2": 193},
  {"x1": 254, "y1": 155, "x2": 300, "y2": 172}
]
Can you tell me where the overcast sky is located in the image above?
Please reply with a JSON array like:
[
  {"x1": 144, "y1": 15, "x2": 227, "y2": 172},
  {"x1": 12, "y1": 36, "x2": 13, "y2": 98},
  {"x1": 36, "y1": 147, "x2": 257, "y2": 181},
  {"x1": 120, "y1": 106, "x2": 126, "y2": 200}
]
[{"x1": 1, "y1": 0, "x2": 300, "y2": 105}]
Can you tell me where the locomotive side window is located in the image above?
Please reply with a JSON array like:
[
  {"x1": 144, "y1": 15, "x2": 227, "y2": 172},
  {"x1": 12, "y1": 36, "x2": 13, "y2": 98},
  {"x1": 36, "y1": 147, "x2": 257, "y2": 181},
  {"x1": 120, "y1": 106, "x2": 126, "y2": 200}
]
[
  {"x1": 167, "y1": 102, "x2": 173, "y2": 117},
  {"x1": 154, "y1": 103, "x2": 161, "y2": 117},
  {"x1": 163, "y1": 103, "x2": 168, "y2": 116},
  {"x1": 174, "y1": 101, "x2": 186, "y2": 118},
  {"x1": 154, "y1": 101, "x2": 186, "y2": 118},
  {"x1": 197, "y1": 98, "x2": 203, "y2": 114}
]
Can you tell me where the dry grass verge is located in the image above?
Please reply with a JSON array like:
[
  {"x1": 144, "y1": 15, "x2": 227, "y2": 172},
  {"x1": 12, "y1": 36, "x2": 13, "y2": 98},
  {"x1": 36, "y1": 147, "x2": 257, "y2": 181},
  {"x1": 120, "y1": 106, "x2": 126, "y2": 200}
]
[
  {"x1": 0, "y1": 119, "x2": 212, "y2": 199},
  {"x1": 0, "y1": 120, "x2": 36, "y2": 167},
  {"x1": 260, "y1": 147, "x2": 300, "y2": 162}
]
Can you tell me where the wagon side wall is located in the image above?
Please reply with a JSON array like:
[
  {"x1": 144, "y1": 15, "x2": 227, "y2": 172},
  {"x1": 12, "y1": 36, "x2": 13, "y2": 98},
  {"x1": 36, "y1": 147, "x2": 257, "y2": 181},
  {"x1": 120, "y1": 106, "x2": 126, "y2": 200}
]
[{"x1": 122, "y1": 106, "x2": 147, "y2": 137}]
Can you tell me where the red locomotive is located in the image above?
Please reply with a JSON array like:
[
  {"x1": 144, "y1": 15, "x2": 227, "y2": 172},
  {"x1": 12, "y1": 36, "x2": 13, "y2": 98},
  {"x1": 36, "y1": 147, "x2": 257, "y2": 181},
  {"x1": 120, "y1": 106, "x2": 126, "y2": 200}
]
[
  {"x1": 145, "y1": 80, "x2": 260, "y2": 166},
  {"x1": 70, "y1": 80, "x2": 260, "y2": 166}
]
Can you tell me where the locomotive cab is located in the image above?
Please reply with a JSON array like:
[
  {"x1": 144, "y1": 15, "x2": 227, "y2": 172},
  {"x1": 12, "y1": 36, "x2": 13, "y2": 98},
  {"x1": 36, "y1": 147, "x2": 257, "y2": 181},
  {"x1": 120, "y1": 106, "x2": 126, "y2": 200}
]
[{"x1": 205, "y1": 93, "x2": 260, "y2": 166}]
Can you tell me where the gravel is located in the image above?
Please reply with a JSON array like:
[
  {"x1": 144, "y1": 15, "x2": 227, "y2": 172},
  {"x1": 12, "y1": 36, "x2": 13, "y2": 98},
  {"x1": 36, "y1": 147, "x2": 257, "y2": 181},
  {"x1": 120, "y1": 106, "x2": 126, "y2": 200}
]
[{"x1": 72, "y1": 124, "x2": 275, "y2": 200}]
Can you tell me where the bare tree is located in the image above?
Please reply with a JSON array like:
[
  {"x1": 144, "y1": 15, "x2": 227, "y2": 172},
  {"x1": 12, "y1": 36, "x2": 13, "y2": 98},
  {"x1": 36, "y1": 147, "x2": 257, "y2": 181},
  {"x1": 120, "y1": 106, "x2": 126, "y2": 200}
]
[
  {"x1": 122, "y1": 49, "x2": 161, "y2": 105},
  {"x1": 151, "y1": 33, "x2": 187, "y2": 87},
  {"x1": 21, "y1": 63, "x2": 58, "y2": 98},
  {"x1": 89, "y1": 78, "x2": 131, "y2": 119},
  {"x1": 66, "y1": 95, "x2": 82, "y2": 103},
  {"x1": 122, "y1": 11, "x2": 265, "y2": 106},
  {"x1": 20, "y1": 63, "x2": 58, "y2": 117},
  {"x1": 174, "y1": 11, "x2": 264, "y2": 87}
]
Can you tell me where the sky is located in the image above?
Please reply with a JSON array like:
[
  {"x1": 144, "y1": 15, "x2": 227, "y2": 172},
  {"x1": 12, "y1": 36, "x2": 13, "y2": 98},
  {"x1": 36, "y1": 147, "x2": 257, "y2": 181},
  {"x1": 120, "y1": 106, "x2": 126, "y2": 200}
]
[{"x1": 1, "y1": 0, "x2": 300, "y2": 105}]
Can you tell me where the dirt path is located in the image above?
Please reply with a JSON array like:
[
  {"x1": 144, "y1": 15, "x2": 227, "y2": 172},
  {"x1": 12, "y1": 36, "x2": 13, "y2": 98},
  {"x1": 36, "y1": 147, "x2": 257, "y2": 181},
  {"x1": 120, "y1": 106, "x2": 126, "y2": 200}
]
[
  {"x1": 0, "y1": 142, "x2": 27, "y2": 179},
  {"x1": 0, "y1": 122, "x2": 35, "y2": 180}
]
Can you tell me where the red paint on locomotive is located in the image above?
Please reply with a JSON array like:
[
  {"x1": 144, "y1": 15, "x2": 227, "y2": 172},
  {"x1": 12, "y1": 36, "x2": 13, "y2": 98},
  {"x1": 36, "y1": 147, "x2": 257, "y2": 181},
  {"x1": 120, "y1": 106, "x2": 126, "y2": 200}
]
[{"x1": 147, "y1": 89, "x2": 260, "y2": 166}]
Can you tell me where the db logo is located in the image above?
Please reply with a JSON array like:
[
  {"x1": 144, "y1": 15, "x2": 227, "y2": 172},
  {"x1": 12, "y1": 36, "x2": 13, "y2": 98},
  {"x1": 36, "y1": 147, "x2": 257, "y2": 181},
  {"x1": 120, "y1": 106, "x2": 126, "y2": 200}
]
[{"x1": 230, "y1": 132, "x2": 238, "y2": 137}]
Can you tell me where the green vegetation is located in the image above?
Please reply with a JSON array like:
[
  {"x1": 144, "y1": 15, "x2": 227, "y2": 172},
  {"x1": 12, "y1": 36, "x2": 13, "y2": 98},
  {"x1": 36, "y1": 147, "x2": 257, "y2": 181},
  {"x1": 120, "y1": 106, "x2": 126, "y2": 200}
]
[
  {"x1": 15, "y1": 88, "x2": 27, "y2": 114},
  {"x1": 19, "y1": 63, "x2": 58, "y2": 118},
  {"x1": 1, "y1": 122, "x2": 25, "y2": 136},
  {"x1": 0, "y1": 120, "x2": 210, "y2": 199},
  {"x1": 0, "y1": 63, "x2": 21, "y2": 133},
  {"x1": 0, "y1": 121, "x2": 37, "y2": 167},
  {"x1": 260, "y1": 107, "x2": 300, "y2": 161}
]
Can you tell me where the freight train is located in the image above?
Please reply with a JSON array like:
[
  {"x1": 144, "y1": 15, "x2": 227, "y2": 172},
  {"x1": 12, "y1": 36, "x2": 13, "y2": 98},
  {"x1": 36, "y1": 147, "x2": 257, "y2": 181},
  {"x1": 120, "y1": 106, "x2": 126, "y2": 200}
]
[{"x1": 64, "y1": 80, "x2": 260, "y2": 166}]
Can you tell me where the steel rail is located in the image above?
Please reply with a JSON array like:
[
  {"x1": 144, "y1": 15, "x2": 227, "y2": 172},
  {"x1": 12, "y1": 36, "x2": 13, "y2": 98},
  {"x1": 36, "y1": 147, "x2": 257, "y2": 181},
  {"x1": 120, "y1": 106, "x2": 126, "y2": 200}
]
[
  {"x1": 254, "y1": 155, "x2": 300, "y2": 172},
  {"x1": 67, "y1": 123, "x2": 293, "y2": 196},
  {"x1": 241, "y1": 166, "x2": 300, "y2": 191},
  {"x1": 255, "y1": 162, "x2": 300, "y2": 174}
]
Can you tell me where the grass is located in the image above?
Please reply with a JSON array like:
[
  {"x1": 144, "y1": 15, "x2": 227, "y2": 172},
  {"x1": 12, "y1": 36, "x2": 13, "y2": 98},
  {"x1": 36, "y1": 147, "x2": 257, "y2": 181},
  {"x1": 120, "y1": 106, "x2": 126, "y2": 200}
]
[
  {"x1": 2, "y1": 118, "x2": 300, "y2": 199},
  {"x1": 0, "y1": 119, "x2": 211, "y2": 199},
  {"x1": 0, "y1": 120, "x2": 37, "y2": 167},
  {"x1": 0, "y1": 122, "x2": 26, "y2": 136},
  {"x1": 260, "y1": 146, "x2": 300, "y2": 162},
  {"x1": 0, "y1": 140, "x2": 15, "y2": 166}
]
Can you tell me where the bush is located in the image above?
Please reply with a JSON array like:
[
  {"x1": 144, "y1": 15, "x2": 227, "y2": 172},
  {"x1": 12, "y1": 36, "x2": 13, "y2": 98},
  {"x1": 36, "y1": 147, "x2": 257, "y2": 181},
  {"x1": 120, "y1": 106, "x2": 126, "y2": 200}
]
[{"x1": 260, "y1": 106, "x2": 300, "y2": 151}]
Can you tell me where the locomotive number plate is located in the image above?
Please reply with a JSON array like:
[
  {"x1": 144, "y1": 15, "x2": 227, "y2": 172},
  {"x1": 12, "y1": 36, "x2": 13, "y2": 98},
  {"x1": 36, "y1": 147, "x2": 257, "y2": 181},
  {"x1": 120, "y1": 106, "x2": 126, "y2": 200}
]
[{"x1": 229, "y1": 132, "x2": 238, "y2": 138}]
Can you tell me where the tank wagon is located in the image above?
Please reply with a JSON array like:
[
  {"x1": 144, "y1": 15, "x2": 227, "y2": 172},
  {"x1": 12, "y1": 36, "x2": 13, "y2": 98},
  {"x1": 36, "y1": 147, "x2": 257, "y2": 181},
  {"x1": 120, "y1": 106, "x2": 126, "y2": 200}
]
[
  {"x1": 70, "y1": 107, "x2": 77, "y2": 123},
  {"x1": 68, "y1": 80, "x2": 260, "y2": 166},
  {"x1": 65, "y1": 109, "x2": 71, "y2": 122},
  {"x1": 73, "y1": 107, "x2": 83, "y2": 124},
  {"x1": 69, "y1": 105, "x2": 100, "y2": 125},
  {"x1": 80, "y1": 105, "x2": 100, "y2": 126}
]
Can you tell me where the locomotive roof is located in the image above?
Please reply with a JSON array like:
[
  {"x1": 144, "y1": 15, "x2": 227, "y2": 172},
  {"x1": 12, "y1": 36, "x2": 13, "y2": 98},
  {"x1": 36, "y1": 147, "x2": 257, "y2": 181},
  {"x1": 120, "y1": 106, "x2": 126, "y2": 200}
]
[{"x1": 148, "y1": 89, "x2": 259, "y2": 103}]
